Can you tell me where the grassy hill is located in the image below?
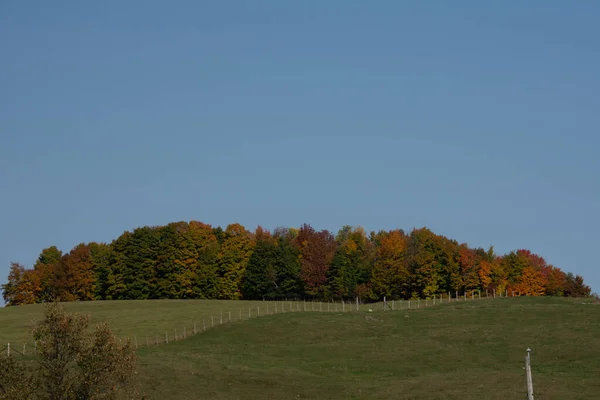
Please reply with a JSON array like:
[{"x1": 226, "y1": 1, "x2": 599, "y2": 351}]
[{"x1": 1, "y1": 297, "x2": 599, "y2": 399}]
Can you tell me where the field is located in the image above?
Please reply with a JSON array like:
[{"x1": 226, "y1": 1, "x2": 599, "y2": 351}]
[{"x1": 1, "y1": 297, "x2": 599, "y2": 399}]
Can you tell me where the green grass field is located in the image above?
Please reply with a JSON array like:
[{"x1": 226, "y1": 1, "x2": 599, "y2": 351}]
[{"x1": 1, "y1": 297, "x2": 599, "y2": 399}]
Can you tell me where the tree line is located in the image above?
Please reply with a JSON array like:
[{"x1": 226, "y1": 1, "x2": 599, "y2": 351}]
[{"x1": 2, "y1": 222, "x2": 591, "y2": 306}]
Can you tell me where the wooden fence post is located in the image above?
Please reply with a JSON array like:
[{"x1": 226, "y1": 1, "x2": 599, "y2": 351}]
[
  {"x1": 220, "y1": 312, "x2": 223, "y2": 324},
  {"x1": 165, "y1": 332, "x2": 168, "y2": 344},
  {"x1": 526, "y1": 348, "x2": 534, "y2": 400}
]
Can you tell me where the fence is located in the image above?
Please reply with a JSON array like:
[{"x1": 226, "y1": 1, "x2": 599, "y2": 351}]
[
  {"x1": 1, "y1": 290, "x2": 513, "y2": 354},
  {"x1": 114, "y1": 290, "x2": 497, "y2": 350}
]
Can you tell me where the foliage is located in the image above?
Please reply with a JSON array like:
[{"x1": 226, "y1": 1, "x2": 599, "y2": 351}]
[
  {"x1": 0, "y1": 302, "x2": 139, "y2": 400},
  {"x1": 2, "y1": 221, "x2": 591, "y2": 303}
]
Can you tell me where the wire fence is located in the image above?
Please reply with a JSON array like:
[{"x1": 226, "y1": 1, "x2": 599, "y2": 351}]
[{"x1": 0, "y1": 290, "x2": 509, "y2": 355}]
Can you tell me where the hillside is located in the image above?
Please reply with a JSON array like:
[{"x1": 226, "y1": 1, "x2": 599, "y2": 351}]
[{"x1": 1, "y1": 297, "x2": 599, "y2": 399}]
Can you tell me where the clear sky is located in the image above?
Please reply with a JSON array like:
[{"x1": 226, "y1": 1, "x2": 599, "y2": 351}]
[{"x1": 1, "y1": 1, "x2": 598, "y2": 303}]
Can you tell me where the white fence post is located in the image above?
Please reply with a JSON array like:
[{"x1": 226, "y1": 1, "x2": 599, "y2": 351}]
[{"x1": 526, "y1": 348, "x2": 534, "y2": 400}]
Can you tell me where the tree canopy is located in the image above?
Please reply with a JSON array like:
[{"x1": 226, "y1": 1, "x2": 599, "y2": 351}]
[{"x1": 2, "y1": 221, "x2": 591, "y2": 306}]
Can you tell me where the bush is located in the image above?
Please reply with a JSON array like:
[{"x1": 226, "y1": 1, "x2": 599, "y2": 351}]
[{"x1": 0, "y1": 301, "x2": 141, "y2": 400}]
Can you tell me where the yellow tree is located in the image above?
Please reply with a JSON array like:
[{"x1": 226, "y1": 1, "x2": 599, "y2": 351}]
[
  {"x1": 515, "y1": 266, "x2": 546, "y2": 296},
  {"x1": 217, "y1": 223, "x2": 255, "y2": 299},
  {"x1": 370, "y1": 230, "x2": 409, "y2": 299}
]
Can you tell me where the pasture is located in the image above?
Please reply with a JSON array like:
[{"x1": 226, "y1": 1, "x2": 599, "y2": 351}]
[{"x1": 1, "y1": 297, "x2": 599, "y2": 399}]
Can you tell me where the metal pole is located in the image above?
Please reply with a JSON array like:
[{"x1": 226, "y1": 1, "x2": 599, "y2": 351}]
[{"x1": 526, "y1": 348, "x2": 534, "y2": 400}]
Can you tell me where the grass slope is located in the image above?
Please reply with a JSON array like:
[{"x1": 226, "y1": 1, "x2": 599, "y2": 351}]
[{"x1": 2, "y1": 297, "x2": 599, "y2": 399}]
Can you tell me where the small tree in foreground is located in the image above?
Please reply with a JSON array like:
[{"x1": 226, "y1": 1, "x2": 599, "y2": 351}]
[{"x1": 0, "y1": 301, "x2": 141, "y2": 400}]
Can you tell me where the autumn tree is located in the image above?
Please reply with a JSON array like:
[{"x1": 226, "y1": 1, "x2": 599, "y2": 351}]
[
  {"x1": 514, "y1": 266, "x2": 546, "y2": 296},
  {"x1": 370, "y1": 230, "x2": 410, "y2": 299},
  {"x1": 33, "y1": 246, "x2": 63, "y2": 302},
  {"x1": 296, "y1": 224, "x2": 336, "y2": 298},
  {"x1": 564, "y1": 272, "x2": 591, "y2": 297},
  {"x1": 53, "y1": 244, "x2": 96, "y2": 301},
  {"x1": 2, "y1": 263, "x2": 38, "y2": 306},
  {"x1": 217, "y1": 223, "x2": 255, "y2": 299}
]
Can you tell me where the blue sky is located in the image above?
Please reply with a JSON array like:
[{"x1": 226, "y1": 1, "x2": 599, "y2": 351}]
[{"x1": 1, "y1": 1, "x2": 598, "y2": 302}]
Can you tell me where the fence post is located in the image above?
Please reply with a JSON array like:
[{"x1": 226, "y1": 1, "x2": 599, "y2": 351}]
[
  {"x1": 165, "y1": 332, "x2": 168, "y2": 344},
  {"x1": 408, "y1": 300, "x2": 411, "y2": 309},
  {"x1": 194, "y1": 322, "x2": 197, "y2": 335},
  {"x1": 342, "y1": 300, "x2": 345, "y2": 312},
  {"x1": 383, "y1": 296, "x2": 386, "y2": 311},
  {"x1": 493, "y1": 289, "x2": 496, "y2": 298},
  {"x1": 220, "y1": 312, "x2": 223, "y2": 324},
  {"x1": 478, "y1": 290, "x2": 481, "y2": 299},
  {"x1": 526, "y1": 348, "x2": 534, "y2": 400},
  {"x1": 248, "y1": 308, "x2": 251, "y2": 319},
  {"x1": 448, "y1": 292, "x2": 451, "y2": 302},
  {"x1": 23, "y1": 343, "x2": 26, "y2": 356},
  {"x1": 134, "y1": 336, "x2": 138, "y2": 349}
]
